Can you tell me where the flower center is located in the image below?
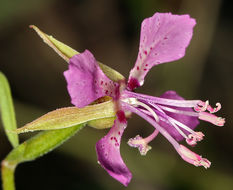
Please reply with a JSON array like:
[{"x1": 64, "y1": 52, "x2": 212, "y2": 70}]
[{"x1": 122, "y1": 97, "x2": 160, "y2": 122}]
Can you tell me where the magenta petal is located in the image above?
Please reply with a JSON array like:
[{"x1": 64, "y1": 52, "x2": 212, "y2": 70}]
[
  {"x1": 128, "y1": 13, "x2": 196, "y2": 89},
  {"x1": 159, "y1": 91, "x2": 199, "y2": 141},
  {"x1": 96, "y1": 111, "x2": 132, "y2": 186},
  {"x1": 64, "y1": 50, "x2": 118, "y2": 108}
]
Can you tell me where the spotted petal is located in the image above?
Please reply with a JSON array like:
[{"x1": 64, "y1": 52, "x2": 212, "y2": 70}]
[
  {"x1": 159, "y1": 91, "x2": 199, "y2": 141},
  {"x1": 64, "y1": 50, "x2": 119, "y2": 108},
  {"x1": 96, "y1": 111, "x2": 132, "y2": 186},
  {"x1": 128, "y1": 13, "x2": 196, "y2": 90}
]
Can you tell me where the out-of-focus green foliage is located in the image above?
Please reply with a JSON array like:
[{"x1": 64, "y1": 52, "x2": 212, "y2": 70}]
[
  {"x1": 0, "y1": 72, "x2": 19, "y2": 148},
  {"x1": 0, "y1": 0, "x2": 55, "y2": 28}
]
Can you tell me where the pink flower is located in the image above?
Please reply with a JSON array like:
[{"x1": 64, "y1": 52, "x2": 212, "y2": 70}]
[{"x1": 64, "y1": 13, "x2": 225, "y2": 186}]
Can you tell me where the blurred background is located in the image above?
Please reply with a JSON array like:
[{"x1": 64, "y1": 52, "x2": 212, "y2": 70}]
[{"x1": 0, "y1": 0, "x2": 232, "y2": 189}]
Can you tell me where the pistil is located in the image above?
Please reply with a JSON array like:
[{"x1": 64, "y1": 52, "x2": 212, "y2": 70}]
[{"x1": 128, "y1": 130, "x2": 159, "y2": 155}]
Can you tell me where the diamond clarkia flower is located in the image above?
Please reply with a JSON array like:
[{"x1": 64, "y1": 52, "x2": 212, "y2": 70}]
[{"x1": 64, "y1": 13, "x2": 225, "y2": 186}]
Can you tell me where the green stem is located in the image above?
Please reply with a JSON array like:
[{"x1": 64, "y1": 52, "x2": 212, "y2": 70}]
[{"x1": 1, "y1": 160, "x2": 16, "y2": 190}]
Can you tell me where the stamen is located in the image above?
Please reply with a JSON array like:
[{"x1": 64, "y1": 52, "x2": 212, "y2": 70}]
[
  {"x1": 198, "y1": 112, "x2": 225, "y2": 126},
  {"x1": 186, "y1": 132, "x2": 204, "y2": 146},
  {"x1": 122, "y1": 101, "x2": 180, "y2": 150},
  {"x1": 158, "y1": 105, "x2": 199, "y2": 117},
  {"x1": 129, "y1": 99, "x2": 201, "y2": 144},
  {"x1": 121, "y1": 97, "x2": 138, "y2": 105},
  {"x1": 169, "y1": 120, "x2": 189, "y2": 139},
  {"x1": 123, "y1": 102, "x2": 211, "y2": 168},
  {"x1": 147, "y1": 102, "x2": 189, "y2": 139},
  {"x1": 124, "y1": 98, "x2": 160, "y2": 122},
  {"x1": 194, "y1": 101, "x2": 222, "y2": 114},
  {"x1": 178, "y1": 145, "x2": 211, "y2": 169},
  {"x1": 122, "y1": 90, "x2": 199, "y2": 108},
  {"x1": 136, "y1": 101, "x2": 160, "y2": 122},
  {"x1": 194, "y1": 101, "x2": 209, "y2": 112},
  {"x1": 207, "y1": 102, "x2": 221, "y2": 113},
  {"x1": 166, "y1": 116, "x2": 196, "y2": 135},
  {"x1": 148, "y1": 102, "x2": 164, "y2": 113}
]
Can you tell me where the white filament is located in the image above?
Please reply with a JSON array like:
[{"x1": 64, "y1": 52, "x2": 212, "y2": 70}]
[
  {"x1": 123, "y1": 98, "x2": 159, "y2": 122},
  {"x1": 148, "y1": 103, "x2": 188, "y2": 139}
]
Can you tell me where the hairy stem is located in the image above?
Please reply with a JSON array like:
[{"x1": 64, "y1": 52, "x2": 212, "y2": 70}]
[{"x1": 1, "y1": 160, "x2": 16, "y2": 190}]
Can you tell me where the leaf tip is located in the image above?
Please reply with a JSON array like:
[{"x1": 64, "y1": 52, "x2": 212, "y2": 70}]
[
  {"x1": 29, "y1": 25, "x2": 35, "y2": 29},
  {"x1": 29, "y1": 25, "x2": 40, "y2": 34}
]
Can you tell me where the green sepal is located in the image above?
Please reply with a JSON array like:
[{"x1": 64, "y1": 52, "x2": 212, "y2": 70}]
[
  {"x1": 0, "y1": 72, "x2": 19, "y2": 148},
  {"x1": 15, "y1": 100, "x2": 115, "y2": 133},
  {"x1": 30, "y1": 25, "x2": 125, "y2": 82},
  {"x1": 88, "y1": 117, "x2": 115, "y2": 129}
]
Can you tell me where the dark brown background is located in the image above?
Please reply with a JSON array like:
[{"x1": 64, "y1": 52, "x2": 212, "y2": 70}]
[{"x1": 0, "y1": 0, "x2": 232, "y2": 189}]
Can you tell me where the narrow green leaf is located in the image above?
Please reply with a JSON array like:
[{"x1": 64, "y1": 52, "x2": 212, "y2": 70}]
[
  {"x1": 2, "y1": 124, "x2": 84, "y2": 190},
  {"x1": 0, "y1": 72, "x2": 19, "y2": 148},
  {"x1": 30, "y1": 25, "x2": 125, "y2": 82},
  {"x1": 16, "y1": 100, "x2": 115, "y2": 133},
  {"x1": 8, "y1": 124, "x2": 84, "y2": 163}
]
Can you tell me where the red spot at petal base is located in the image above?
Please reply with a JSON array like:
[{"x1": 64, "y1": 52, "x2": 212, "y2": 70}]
[
  {"x1": 117, "y1": 110, "x2": 127, "y2": 123},
  {"x1": 127, "y1": 77, "x2": 140, "y2": 90}
]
